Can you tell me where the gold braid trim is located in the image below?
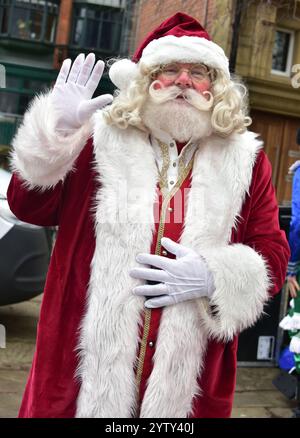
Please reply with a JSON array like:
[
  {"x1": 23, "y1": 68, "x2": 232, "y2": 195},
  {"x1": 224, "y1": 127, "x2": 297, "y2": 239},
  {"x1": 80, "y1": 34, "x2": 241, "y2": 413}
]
[
  {"x1": 135, "y1": 149, "x2": 196, "y2": 402},
  {"x1": 157, "y1": 140, "x2": 170, "y2": 192}
]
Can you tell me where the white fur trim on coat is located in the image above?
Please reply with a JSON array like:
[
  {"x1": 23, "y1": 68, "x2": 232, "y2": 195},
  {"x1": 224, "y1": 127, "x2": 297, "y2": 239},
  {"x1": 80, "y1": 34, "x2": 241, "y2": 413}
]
[
  {"x1": 198, "y1": 245, "x2": 271, "y2": 342},
  {"x1": 75, "y1": 114, "x2": 158, "y2": 417},
  {"x1": 10, "y1": 91, "x2": 92, "y2": 190},
  {"x1": 75, "y1": 115, "x2": 270, "y2": 417}
]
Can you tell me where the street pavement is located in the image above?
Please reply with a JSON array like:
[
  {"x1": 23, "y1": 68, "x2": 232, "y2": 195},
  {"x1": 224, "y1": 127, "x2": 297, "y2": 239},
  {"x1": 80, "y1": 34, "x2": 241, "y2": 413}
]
[{"x1": 0, "y1": 295, "x2": 298, "y2": 418}]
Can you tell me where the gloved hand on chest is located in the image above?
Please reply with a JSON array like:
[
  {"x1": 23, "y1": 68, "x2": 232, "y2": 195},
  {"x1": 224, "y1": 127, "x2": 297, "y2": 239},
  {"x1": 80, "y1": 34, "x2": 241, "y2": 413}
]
[{"x1": 130, "y1": 237, "x2": 215, "y2": 308}]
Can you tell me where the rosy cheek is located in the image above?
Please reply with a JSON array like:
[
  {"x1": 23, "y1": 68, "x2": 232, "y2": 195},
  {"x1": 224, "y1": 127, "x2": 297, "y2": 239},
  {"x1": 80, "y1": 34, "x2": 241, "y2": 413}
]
[
  {"x1": 194, "y1": 79, "x2": 211, "y2": 95},
  {"x1": 154, "y1": 74, "x2": 174, "y2": 88}
]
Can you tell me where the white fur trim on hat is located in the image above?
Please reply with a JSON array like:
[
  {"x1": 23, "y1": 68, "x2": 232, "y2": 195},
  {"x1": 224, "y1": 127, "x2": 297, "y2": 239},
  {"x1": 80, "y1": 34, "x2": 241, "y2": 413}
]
[
  {"x1": 109, "y1": 58, "x2": 139, "y2": 90},
  {"x1": 141, "y1": 35, "x2": 230, "y2": 78},
  {"x1": 109, "y1": 35, "x2": 230, "y2": 90}
]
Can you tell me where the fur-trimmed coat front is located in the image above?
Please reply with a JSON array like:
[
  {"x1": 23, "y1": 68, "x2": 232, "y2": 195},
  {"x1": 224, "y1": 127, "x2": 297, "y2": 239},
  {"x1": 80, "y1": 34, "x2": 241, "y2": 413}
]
[{"x1": 7, "y1": 92, "x2": 289, "y2": 418}]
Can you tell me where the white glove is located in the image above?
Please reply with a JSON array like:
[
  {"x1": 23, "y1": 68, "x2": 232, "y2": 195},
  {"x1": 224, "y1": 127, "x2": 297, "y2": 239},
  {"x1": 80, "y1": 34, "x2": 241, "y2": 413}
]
[
  {"x1": 130, "y1": 237, "x2": 215, "y2": 308},
  {"x1": 51, "y1": 52, "x2": 113, "y2": 134},
  {"x1": 290, "y1": 335, "x2": 300, "y2": 354}
]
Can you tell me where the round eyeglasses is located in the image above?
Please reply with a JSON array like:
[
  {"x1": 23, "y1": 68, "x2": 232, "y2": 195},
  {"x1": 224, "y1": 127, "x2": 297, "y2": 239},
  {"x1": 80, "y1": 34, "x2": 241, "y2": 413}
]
[{"x1": 158, "y1": 63, "x2": 212, "y2": 83}]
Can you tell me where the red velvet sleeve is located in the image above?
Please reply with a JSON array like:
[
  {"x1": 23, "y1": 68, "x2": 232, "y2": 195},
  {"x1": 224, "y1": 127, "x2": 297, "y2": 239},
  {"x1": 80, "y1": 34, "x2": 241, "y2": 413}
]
[
  {"x1": 7, "y1": 173, "x2": 63, "y2": 227},
  {"x1": 7, "y1": 138, "x2": 94, "y2": 227},
  {"x1": 244, "y1": 150, "x2": 290, "y2": 295}
]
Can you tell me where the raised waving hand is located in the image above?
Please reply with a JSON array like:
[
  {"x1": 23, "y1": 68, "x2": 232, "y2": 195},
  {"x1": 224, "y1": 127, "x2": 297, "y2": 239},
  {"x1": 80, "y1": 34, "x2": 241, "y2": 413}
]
[{"x1": 51, "y1": 53, "x2": 113, "y2": 133}]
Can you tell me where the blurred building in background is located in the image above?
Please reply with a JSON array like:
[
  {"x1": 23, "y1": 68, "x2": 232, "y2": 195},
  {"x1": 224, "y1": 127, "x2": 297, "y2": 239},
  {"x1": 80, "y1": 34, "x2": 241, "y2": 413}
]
[
  {"x1": 0, "y1": 0, "x2": 133, "y2": 165},
  {"x1": 232, "y1": 0, "x2": 300, "y2": 207}
]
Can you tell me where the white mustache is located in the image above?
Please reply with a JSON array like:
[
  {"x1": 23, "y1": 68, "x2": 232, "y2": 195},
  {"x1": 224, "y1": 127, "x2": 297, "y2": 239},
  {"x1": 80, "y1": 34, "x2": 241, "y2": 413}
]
[{"x1": 148, "y1": 80, "x2": 214, "y2": 111}]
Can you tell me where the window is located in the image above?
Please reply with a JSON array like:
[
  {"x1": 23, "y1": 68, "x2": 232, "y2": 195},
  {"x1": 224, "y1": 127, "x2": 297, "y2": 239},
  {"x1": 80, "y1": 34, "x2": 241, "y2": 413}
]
[
  {"x1": 294, "y1": 0, "x2": 300, "y2": 20},
  {"x1": 0, "y1": 69, "x2": 54, "y2": 148},
  {"x1": 71, "y1": 5, "x2": 123, "y2": 53},
  {"x1": 0, "y1": 75, "x2": 49, "y2": 115},
  {"x1": 272, "y1": 29, "x2": 295, "y2": 76},
  {"x1": 0, "y1": 0, "x2": 58, "y2": 43}
]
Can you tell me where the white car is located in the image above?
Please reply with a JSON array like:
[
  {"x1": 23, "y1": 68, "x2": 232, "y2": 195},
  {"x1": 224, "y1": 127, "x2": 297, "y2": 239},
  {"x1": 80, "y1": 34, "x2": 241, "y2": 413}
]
[{"x1": 0, "y1": 168, "x2": 51, "y2": 305}]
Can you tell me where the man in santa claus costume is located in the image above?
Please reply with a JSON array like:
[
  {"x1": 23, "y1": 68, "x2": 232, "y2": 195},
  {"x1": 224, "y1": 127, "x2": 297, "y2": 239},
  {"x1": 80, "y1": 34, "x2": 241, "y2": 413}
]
[{"x1": 7, "y1": 12, "x2": 289, "y2": 418}]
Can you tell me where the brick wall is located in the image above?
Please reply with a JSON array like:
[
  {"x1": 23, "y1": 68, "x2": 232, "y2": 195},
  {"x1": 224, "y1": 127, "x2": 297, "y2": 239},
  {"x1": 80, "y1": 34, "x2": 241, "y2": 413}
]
[
  {"x1": 132, "y1": 0, "x2": 216, "y2": 55},
  {"x1": 53, "y1": 0, "x2": 73, "y2": 69}
]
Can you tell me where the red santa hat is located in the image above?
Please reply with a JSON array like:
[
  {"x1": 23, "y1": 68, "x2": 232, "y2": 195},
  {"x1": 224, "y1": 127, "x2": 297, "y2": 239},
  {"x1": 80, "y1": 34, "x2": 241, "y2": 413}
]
[{"x1": 109, "y1": 12, "x2": 230, "y2": 90}]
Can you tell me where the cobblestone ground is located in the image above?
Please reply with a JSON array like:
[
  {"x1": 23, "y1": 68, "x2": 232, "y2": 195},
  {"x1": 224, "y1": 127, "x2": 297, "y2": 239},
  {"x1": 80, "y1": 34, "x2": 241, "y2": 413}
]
[{"x1": 0, "y1": 295, "x2": 298, "y2": 418}]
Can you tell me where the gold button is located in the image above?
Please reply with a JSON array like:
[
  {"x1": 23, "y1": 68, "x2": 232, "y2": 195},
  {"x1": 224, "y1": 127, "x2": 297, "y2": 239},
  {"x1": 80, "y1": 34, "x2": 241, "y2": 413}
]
[{"x1": 162, "y1": 250, "x2": 168, "y2": 256}]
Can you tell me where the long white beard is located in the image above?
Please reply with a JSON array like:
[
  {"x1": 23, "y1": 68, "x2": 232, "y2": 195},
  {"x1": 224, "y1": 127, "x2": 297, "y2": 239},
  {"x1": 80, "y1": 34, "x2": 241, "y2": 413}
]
[{"x1": 140, "y1": 83, "x2": 213, "y2": 143}]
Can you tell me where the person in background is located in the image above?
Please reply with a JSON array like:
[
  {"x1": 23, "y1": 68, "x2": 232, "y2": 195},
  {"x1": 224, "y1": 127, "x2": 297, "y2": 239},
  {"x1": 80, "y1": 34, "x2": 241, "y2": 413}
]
[
  {"x1": 287, "y1": 132, "x2": 300, "y2": 299},
  {"x1": 280, "y1": 130, "x2": 300, "y2": 359}
]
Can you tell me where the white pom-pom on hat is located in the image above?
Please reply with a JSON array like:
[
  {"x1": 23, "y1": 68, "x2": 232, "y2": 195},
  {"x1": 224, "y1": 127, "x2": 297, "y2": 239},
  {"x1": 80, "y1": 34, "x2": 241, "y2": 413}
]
[{"x1": 109, "y1": 59, "x2": 139, "y2": 90}]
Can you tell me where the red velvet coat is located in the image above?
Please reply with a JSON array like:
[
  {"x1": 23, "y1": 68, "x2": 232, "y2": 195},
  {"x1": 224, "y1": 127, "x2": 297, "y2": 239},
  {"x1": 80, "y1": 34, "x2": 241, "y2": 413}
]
[{"x1": 7, "y1": 134, "x2": 289, "y2": 418}]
